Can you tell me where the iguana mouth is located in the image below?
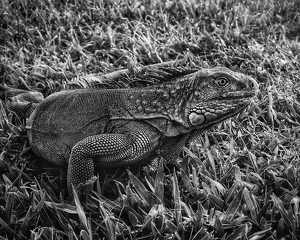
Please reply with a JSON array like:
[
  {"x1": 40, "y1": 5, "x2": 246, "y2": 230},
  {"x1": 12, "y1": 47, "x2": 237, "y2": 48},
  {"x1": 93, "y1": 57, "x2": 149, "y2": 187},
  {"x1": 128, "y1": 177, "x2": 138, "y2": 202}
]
[{"x1": 213, "y1": 91, "x2": 256, "y2": 101}]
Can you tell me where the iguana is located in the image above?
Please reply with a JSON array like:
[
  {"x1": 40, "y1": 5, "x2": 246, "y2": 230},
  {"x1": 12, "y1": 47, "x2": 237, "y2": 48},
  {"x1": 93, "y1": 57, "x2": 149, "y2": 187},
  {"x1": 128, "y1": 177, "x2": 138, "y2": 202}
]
[{"x1": 4, "y1": 63, "x2": 259, "y2": 192}]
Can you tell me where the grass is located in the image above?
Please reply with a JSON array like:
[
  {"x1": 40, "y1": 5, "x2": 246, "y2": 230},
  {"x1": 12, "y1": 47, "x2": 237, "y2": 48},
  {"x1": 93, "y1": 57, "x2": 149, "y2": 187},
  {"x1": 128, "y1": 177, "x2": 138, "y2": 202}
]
[{"x1": 1, "y1": 0, "x2": 300, "y2": 239}]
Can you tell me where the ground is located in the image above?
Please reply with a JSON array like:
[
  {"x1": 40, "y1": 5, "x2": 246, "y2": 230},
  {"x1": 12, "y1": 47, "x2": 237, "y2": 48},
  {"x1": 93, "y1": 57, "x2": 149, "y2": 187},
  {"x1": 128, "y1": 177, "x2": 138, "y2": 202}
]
[{"x1": 0, "y1": 0, "x2": 300, "y2": 239}]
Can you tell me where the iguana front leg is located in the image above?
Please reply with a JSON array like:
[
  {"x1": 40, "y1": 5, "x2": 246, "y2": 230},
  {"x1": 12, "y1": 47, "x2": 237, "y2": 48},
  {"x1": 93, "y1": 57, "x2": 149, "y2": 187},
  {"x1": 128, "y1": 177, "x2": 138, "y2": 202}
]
[
  {"x1": 158, "y1": 134, "x2": 191, "y2": 165},
  {"x1": 155, "y1": 131, "x2": 203, "y2": 168},
  {"x1": 67, "y1": 124, "x2": 161, "y2": 192}
]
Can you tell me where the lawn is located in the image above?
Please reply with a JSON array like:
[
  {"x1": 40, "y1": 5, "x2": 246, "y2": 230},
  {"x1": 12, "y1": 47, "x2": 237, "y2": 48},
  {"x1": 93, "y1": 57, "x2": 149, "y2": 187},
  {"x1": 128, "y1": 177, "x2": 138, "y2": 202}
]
[{"x1": 0, "y1": 0, "x2": 300, "y2": 239}]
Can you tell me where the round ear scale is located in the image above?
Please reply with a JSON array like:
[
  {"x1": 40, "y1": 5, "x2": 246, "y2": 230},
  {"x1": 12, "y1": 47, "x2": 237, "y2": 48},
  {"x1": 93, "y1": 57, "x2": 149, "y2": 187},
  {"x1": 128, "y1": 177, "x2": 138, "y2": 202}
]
[{"x1": 188, "y1": 112, "x2": 205, "y2": 126}]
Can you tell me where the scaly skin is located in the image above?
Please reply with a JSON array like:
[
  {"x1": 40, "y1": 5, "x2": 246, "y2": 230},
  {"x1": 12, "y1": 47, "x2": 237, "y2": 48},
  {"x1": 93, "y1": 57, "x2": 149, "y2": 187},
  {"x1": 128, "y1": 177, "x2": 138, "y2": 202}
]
[{"x1": 5, "y1": 66, "x2": 259, "y2": 192}]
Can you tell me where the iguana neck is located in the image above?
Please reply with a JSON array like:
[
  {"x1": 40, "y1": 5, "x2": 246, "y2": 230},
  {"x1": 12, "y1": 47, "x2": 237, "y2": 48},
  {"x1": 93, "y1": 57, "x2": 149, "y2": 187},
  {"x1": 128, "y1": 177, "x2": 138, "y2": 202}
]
[{"x1": 111, "y1": 73, "x2": 195, "y2": 127}]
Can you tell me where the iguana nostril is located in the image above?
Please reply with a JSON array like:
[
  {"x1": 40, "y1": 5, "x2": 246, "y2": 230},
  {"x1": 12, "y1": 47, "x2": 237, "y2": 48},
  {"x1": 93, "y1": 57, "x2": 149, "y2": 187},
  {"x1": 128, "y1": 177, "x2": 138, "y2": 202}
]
[{"x1": 248, "y1": 77, "x2": 259, "y2": 91}]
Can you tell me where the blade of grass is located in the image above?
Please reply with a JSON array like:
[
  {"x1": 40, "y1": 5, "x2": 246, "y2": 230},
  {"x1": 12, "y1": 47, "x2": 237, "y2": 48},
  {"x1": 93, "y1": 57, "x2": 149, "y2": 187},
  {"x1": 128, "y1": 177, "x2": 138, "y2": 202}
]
[
  {"x1": 73, "y1": 187, "x2": 89, "y2": 233},
  {"x1": 225, "y1": 222, "x2": 251, "y2": 240},
  {"x1": 127, "y1": 170, "x2": 154, "y2": 206},
  {"x1": 154, "y1": 158, "x2": 164, "y2": 204},
  {"x1": 172, "y1": 169, "x2": 182, "y2": 230}
]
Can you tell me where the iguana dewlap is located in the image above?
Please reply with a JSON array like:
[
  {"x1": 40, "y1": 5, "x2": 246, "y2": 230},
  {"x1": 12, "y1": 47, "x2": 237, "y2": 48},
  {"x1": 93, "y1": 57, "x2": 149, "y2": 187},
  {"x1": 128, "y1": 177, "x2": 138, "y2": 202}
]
[{"x1": 10, "y1": 67, "x2": 259, "y2": 192}]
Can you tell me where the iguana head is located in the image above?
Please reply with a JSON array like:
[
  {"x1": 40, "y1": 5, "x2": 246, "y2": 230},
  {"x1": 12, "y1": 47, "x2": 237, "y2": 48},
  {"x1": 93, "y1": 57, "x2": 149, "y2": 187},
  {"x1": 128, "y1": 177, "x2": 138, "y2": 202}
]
[{"x1": 174, "y1": 67, "x2": 259, "y2": 130}]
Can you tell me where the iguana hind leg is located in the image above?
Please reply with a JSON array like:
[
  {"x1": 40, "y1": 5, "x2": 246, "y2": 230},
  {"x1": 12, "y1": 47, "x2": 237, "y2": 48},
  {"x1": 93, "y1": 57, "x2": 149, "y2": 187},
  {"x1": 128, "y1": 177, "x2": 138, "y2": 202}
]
[
  {"x1": 2, "y1": 86, "x2": 44, "y2": 118},
  {"x1": 67, "y1": 127, "x2": 161, "y2": 192}
]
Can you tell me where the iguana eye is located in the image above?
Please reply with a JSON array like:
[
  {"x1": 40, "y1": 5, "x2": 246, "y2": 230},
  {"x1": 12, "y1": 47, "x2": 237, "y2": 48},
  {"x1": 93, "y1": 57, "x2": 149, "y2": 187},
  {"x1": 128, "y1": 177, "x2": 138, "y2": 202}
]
[{"x1": 215, "y1": 77, "x2": 230, "y2": 87}]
